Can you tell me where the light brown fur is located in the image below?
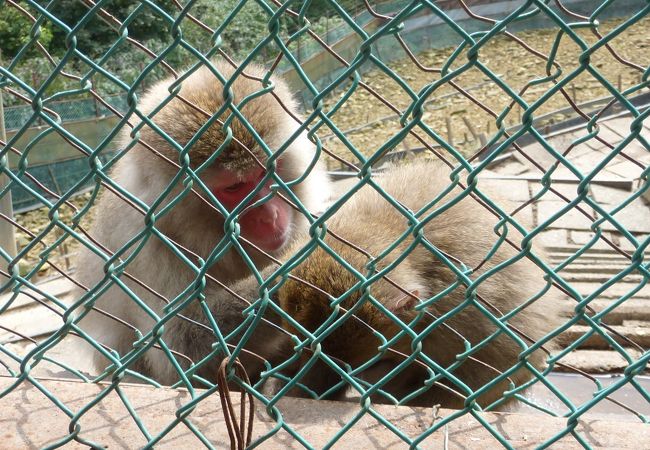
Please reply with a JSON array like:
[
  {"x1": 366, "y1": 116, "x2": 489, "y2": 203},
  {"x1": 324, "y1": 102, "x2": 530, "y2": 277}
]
[
  {"x1": 74, "y1": 60, "x2": 330, "y2": 384},
  {"x1": 134, "y1": 62, "x2": 297, "y2": 174},
  {"x1": 277, "y1": 161, "x2": 562, "y2": 409}
]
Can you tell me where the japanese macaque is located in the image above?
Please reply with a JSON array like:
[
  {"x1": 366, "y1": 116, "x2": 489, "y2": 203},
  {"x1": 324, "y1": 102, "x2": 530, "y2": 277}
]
[
  {"x1": 271, "y1": 160, "x2": 562, "y2": 409},
  {"x1": 74, "y1": 60, "x2": 330, "y2": 384}
]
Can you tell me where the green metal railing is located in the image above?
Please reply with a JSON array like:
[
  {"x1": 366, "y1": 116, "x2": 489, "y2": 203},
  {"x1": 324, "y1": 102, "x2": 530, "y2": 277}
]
[{"x1": 0, "y1": 0, "x2": 649, "y2": 448}]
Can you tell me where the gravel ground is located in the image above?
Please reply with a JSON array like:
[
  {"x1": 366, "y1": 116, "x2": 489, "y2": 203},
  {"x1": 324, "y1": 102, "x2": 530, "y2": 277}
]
[{"x1": 13, "y1": 192, "x2": 91, "y2": 281}]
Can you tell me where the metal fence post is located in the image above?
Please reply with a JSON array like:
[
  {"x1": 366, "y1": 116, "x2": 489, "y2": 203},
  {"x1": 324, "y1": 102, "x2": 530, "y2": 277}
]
[{"x1": 0, "y1": 50, "x2": 17, "y2": 277}]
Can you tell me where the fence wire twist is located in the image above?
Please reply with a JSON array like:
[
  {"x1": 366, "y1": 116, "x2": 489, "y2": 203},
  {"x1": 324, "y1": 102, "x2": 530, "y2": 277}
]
[{"x1": 0, "y1": 0, "x2": 649, "y2": 448}]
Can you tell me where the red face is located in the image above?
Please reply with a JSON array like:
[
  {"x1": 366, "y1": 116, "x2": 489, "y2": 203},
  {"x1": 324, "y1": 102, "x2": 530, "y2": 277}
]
[{"x1": 206, "y1": 166, "x2": 291, "y2": 252}]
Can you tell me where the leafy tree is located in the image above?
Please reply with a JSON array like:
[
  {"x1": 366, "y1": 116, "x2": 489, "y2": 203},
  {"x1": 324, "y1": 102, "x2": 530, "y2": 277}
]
[
  {"x1": 0, "y1": 4, "x2": 53, "y2": 59},
  {"x1": 180, "y1": 1, "x2": 280, "y2": 59},
  {"x1": 40, "y1": 0, "x2": 177, "y2": 57},
  {"x1": 179, "y1": 0, "x2": 343, "y2": 60},
  {"x1": 0, "y1": 0, "x2": 355, "y2": 107},
  {"x1": 303, "y1": 0, "x2": 364, "y2": 18}
]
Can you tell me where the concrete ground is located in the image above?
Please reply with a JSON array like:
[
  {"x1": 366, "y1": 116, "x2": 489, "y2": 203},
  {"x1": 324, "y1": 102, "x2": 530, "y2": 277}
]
[
  {"x1": 478, "y1": 116, "x2": 650, "y2": 374},
  {"x1": 2, "y1": 377, "x2": 649, "y2": 449}
]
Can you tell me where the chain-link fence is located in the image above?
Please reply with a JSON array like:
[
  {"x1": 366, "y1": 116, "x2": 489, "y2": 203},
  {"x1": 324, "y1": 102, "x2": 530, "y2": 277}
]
[{"x1": 1, "y1": 0, "x2": 649, "y2": 448}]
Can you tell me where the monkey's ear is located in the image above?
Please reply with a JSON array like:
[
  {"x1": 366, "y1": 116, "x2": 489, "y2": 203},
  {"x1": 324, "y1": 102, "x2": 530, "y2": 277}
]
[{"x1": 392, "y1": 290, "x2": 420, "y2": 318}]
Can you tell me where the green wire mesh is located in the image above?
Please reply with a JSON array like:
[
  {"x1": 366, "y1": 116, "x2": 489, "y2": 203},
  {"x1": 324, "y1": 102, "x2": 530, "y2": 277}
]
[{"x1": 0, "y1": 0, "x2": 649, "y2": 448}]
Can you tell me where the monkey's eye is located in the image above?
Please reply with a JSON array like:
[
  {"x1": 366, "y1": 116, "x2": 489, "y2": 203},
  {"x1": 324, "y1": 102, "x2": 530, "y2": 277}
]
[{"x1": 223, "y1": 182, "x2": 246, "y2": 193}]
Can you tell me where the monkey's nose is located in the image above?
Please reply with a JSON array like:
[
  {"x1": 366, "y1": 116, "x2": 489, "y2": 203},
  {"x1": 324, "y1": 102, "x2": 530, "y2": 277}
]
[{"x1": 259, "y1": 206, "x2": 279, "y2": 226}]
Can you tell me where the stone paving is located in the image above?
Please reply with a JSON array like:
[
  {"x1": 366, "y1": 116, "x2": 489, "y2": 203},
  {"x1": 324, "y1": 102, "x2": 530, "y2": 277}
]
[
  {"x1": 480, "y1": 115, "x2": 650, "y2": 376},
  {"x1": 481, "y1": 116, "x2": 649, "y2": 240}
]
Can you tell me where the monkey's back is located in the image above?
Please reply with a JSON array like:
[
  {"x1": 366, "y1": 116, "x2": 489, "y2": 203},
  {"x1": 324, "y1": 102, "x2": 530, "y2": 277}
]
[{"x1": 318, "y1": 161, "x2": 561, "y2": 407}]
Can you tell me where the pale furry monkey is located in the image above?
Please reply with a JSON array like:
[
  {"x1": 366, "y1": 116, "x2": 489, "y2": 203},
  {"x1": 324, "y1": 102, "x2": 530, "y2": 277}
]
[
  {"x1": 74, "y1": 61, "x2": 330, "y2": 384},
  {"x1": 274, "y1": 161, "x2": 562, "y2": 409}
]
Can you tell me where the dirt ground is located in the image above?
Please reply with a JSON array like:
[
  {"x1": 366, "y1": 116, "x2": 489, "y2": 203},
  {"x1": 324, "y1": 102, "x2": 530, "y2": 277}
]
[{"x1": 317, "y1": 16, "x2": 650, "y2": 165}]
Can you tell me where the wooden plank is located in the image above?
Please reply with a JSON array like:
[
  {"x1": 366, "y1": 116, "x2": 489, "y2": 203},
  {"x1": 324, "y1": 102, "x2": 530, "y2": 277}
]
[
  {"x1": 560, "y1": 281, "x2": 650, "y2": 299},
  {"x1": 560, "y1": 299, "x2": 650, "y2": 324}
]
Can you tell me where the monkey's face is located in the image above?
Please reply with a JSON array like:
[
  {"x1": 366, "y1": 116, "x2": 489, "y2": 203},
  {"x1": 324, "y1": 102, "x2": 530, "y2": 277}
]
[
  {"x1": 204, "y1": 164, "x2": 292, "y2": 252},
  {"x1": 133, "y1": 63, "x2": 310, "y2": 254}
]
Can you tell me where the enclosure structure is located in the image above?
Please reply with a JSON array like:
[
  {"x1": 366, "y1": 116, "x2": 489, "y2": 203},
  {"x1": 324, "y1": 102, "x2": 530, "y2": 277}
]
[{"x1": 0, "y1": 0, "x2": 649, "y2": 448}]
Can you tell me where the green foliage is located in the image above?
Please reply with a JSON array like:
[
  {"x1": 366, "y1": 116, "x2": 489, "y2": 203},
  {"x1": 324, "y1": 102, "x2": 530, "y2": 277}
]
[
  {"x1": 42, "y1": 0, "x2": 177, "y2": 57},
  {"x1": 0, "y1": 0, "x2": 349, "y2": 106},
  {"x1": 181, "y1": 1, "x2": 284, "y2": 59},
  {"x1": 305, "y1": 0, "x2": 364, "y2": 18},
  {"x1": 179, "y1": 0, "x2": 350, "y2": 62},
  {"x1": 0, "y1": 4, "x2": 53, "y2": 59}
]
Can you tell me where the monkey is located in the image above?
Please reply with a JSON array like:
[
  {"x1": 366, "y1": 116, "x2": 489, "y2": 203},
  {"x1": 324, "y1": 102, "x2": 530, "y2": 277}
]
[
  {"x1": 268, "y1": 160, "x2": 563, "y2": 409},
  {"x1": 72, "y1": 60, "x2": 331, "y2": 385}
]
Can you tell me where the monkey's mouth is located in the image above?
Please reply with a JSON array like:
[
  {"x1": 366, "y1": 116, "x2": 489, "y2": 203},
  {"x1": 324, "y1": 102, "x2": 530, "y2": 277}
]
[
  {"x1": 247, "y1": 228, "x2": 290, "y2": 252},
  {"x1": 238, "y1": 198, "x2": 292, "y2": 253}
]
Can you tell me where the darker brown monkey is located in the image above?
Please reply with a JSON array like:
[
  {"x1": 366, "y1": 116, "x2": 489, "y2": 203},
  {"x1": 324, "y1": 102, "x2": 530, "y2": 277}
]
[{"x1": 275, "y1": 161, "x2": 562, "y2": 409}]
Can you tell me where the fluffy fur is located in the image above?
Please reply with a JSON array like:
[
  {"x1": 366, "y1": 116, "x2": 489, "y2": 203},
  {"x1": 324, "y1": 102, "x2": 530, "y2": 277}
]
[
  {"x1": 277, "y1": 160, "x2": 562, "y2": 408},
  {"x1": 74, "y1": 60, "x2": 330, "y2": 384}
]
